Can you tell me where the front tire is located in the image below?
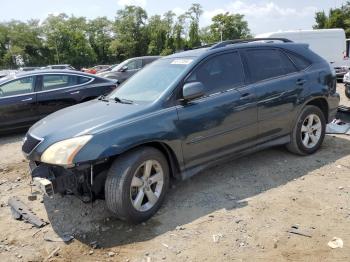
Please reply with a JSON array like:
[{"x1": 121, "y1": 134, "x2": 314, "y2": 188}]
[
  {"x1": 286, "y1": 105, "x2": 326, "y2": 155},
  {"x1": 105, "y1": 147, "x2": 169, "y2": 224}
]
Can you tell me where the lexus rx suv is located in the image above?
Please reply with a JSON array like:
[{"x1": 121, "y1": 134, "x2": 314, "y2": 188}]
[{"x1": 23, "y1": 38, "x2": 339, "y2": 223}]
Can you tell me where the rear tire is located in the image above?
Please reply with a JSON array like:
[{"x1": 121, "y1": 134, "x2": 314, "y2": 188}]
[
  {"x1": 286, "y1": 105, "x2": 326, "y2": 155},
  {"x1": 345, "y1": 85, "x2": 350, "y2": 99},
  {"x1": 105, "y1": 147, "x2": 169, "y2": 224}
]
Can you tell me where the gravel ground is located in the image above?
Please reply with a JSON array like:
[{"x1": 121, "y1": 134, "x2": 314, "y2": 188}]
[{"x1": 0, "y1": 84, "x2": 349, "y2": 262}]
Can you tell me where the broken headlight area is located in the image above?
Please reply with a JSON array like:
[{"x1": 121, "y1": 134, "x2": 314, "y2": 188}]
[{"x1": 29, "y1": 161, "x2": 108, "y2": 202}]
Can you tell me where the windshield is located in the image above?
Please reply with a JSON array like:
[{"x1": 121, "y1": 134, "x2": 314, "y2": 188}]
[
  {"x1": 111, "y1": 59, "x2": 131, "y2": 72},
  {"x1": 108, "y1": 57, "x2": 194, "y2": 102}
]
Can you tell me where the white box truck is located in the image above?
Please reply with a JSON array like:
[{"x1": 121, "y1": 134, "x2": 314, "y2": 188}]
[{"x1": 256, "y1": 29, "x2": 350, "y2": 79}]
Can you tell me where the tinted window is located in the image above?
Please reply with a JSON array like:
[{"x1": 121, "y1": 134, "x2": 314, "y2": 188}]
[
  {"x1": 187, "y1": 52, "x2": 245, "y2": 96},
  {"x1": 126, "y1": 59, "x2": 142, "y2": 70},
  {"x1": 0, "y1": 76, "x2": 34, "y2": 97},
  {"x1": 42, "y1": 75, "x2": 77, "y2": 91},
  {"x1": 144, "y1": 58, "x2": 158, "y2": 65},
  {"x1": 245, "y1": 49, "x2": 297, "y2": 82},
  {"x1": 78, "y1": 76, "x2": 91, "y2": 84},
  {"x1": 286, "y1": 52, "x2": 311, "y2": 71}
]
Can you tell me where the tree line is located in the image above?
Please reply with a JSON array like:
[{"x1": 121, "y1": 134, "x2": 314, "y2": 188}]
[
  {"x1": 0, "y1": 3, "x2": 251, "y2": 69},
  {"x1": 314, "y1": 1, "x2": 350, "y2": 37}
]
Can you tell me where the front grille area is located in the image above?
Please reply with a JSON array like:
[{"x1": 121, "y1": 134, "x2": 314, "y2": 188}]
[{"x1": 22, "y1": 134, "x2": 42, "y2": 154}]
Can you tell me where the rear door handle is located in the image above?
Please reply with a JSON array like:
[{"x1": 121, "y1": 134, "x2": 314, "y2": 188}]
[
  {"x1": 21, "y1": 98, "x2": 33, "y2": 102},
  {"x1": 239, "y1": 93, "x2": 255, "y2": 101},
  {"x1": 70, "y1": 91, "x2": 80, "y2": 95},
  {"x1": 296, "y1": 79, "x2": 307, "y2": 85}
]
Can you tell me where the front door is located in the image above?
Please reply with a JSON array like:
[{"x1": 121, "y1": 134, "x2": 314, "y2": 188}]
[
  {"x1": 0, "y1": 76, "x2": 38, "y2": 131},
  {"x1": 176, "y1": 51, "x2": 258, "y2": 169}
]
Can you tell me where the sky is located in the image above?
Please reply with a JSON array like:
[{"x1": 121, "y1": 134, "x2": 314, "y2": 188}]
[{"x1": 0, "y1": 0, "x2": 345, "y2": 35}]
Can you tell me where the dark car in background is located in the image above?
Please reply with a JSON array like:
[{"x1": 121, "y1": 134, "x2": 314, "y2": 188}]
[
  {"x1": 0, "y1": 70, "x2": 117, "y2": 133},
  {"x1": 24, "y1": 39, "x2": 339, "y2": 223},
  {"x1": 42, "y1": 64, "x2": 76, "y2": 70},
  {"x1": 98, "y1": 56, "x2": 161, "y2": 83}
]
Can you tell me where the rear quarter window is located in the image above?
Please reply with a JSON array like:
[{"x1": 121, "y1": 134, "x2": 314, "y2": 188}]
[{"x1": 285, "y1": 52, "x2": 312, "y2": 71}]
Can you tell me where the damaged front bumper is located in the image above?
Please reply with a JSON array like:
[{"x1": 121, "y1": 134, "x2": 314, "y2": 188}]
[{"x1": 28, "y1": 160, "x2": 108, "y2": 202}]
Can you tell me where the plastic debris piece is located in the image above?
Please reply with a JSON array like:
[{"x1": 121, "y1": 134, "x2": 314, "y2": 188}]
[{"x1": 328, "y1": 237, "x2": 343, "y2": 249}]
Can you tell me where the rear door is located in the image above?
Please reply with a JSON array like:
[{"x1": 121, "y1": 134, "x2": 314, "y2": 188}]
[
  {"x1": 36, "y1": 74, "x2": 93, "y2": 117},
  {"x1": 0, "y1": 76, "x2": 38, "y2": 131},
  {"x1": 242, "y1": 48, "x2": 306, "y2": 142}
]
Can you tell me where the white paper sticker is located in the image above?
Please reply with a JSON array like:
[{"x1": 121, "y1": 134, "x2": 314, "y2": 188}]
[{"x1": 171, "y1": 59, "x2": 193, "y2": 65}]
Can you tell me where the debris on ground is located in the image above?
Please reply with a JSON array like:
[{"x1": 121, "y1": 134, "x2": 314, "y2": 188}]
[
  {"x1": 107, "y1": 251, "x2": 116, "y2": 257},
  {"x1": 44, "y1": 247, "x2": 60, "y2": 262},
  {"x1": 213, "y1": 233, "x2": 224, "y2": 243},
  {"x1": 8, "y1": 196, "x2": 47, "y2": 228},
  {"x1": 287, "y1": 225, "x2": 312, "y2": 238},
  {"x1": 328, "y1": 237, "x2": 344, "y2": 249},
  {"x1": 44, "y1": 232, "x2": 74, "y2": 243}
]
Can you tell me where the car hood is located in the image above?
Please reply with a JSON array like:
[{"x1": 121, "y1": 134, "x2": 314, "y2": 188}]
[{"x1": 29, "y1": 99, "x2": 150, "y2": 141}]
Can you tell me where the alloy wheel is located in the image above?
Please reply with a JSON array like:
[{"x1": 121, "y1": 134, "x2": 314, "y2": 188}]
[
  {"x1": 130, "y1": 160, "x2": 164, "y2": 212},
  {"x1": 301, "y1": 114, "x2": 322, "y2": 149}
]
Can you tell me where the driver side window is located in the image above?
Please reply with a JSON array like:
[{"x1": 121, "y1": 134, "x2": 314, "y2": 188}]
[
  {"x1": 126, "y1": 59, "x2": 142, "y2": 70},
  {"x1": 0, "y1": 76, "x2": 34, "y2": 97},
  {"x1": 187, "y1": 52, "x2": 245, "y2": 96}
]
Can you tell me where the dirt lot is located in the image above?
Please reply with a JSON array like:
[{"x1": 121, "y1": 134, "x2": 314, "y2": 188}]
[{"x1": 0, "y1": 85, "x2": 350, "y2": 262}]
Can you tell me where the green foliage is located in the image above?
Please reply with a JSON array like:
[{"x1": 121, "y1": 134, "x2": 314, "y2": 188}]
[
  {"x1": 0, "y1": 4, "x2": 252, "y2": 69},
  {"x1": 206, "y1": 13, "x2": 251, "y2": 43},
  {"x1": 314, "y1": 2, "x2": 350, "y2": 37}
]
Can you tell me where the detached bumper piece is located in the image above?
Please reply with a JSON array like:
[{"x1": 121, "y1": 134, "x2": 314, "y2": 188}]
[
  {"x1": 326, "y1": 106, "x2": 350, "y2": 135},
  {"x1": 8, "y1": 196, "x2": 47, "y2": 228}
]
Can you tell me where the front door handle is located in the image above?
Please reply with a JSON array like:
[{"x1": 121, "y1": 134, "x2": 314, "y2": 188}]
[
  {"x1": 70, "y1": 91, "x2": 80, "y2": 95},
  {"x1": 296, "y1": 79, "x2": 307, "y2": 85},
  {"x1": 21, "y1": 98, "x2": 33, "y2": 102}
]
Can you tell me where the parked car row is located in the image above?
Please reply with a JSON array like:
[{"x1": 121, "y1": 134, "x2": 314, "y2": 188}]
[
  {"x1": 0, "y1": 70, "x2": 118, "y2": 133},
  {"x1": 22, "y1": 38, "x2": 339, "y2": 223},
  {"x1": 97, "y1": 56, "x2": 161, "y2": 83}
]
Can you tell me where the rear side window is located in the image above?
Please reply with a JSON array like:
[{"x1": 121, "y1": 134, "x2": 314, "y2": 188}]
[
  {"x1": 42, "y1": 75, "x2": 78, "y2": 91},
  {"x1": 78, "y1": 76, "x2": 91, "y2": 84},
  {"x1": 245, "y1": 49, "x2": 297, "y2": 82},
  {"x1": 286, "y1": 52, "x2": 311, "y2": 71},
  {"x1": 187, "y1": 52, "x2": 245, "y2": 96}
]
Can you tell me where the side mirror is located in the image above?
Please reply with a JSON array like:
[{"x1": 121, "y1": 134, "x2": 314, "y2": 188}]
[
  {"x1": 182, "y1": 82, "x2": 205, "y2": 101},
  {"x1": 120, "y1": 66, "x2": 128, "y2": 72}
]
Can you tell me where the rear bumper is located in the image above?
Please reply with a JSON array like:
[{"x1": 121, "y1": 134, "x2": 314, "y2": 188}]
[{"x1": 328, "y1": 93, "x2": 340, "y2": 122}]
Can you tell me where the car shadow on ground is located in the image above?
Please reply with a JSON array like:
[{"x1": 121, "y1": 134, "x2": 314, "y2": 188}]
[
  {"x1": 43, "y1": 135, "x2": 350, "y2": 248},
  {"x1": 0, "y1": 132, "x2": 25, "y2": 145}
]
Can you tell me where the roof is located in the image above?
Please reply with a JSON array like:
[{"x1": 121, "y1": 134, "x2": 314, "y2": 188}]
[
  {"x1": 166, "y1": 38, "x2": 298, "y2": 59},
  {"x1": 0, "y1": 69, "x2": 99, "y2": 84}
]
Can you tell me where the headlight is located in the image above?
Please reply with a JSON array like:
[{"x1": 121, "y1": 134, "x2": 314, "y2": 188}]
[
  {"x1": 41, "y1": 135, "x2": 92, "y2": 166},
  {"x1": 344, "y1": 73, "x2": 350, "y2": 83}
]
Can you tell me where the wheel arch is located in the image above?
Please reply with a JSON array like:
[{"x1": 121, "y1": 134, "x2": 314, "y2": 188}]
[
  {"x1": 109, "y1": 141, "x2": 182, "y2": 180},
  {"x1": 304, "y1": 97, "x2": 329, "y2": 122}
]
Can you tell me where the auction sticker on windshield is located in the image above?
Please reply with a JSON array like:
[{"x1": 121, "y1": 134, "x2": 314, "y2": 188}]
[{"x1": 171, "y1": 59, "x2": 193, "y2": 65}]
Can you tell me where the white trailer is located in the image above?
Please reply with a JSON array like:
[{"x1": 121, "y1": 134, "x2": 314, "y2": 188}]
[{"x1": 256, "y1": 29, "x2": 350, "y2": 79}]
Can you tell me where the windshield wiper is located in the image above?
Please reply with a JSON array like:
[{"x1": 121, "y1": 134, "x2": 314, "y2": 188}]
[
  {"x1": 98, "y1": 95, "x2": 109, "y2": 102},
  {"x1": 114, "y1": 97, "x2": 134, "y2": 104}
]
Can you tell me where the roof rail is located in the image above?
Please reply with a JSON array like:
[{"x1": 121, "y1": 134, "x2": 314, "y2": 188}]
[{"x1": 210, "y1": 38, "x2": 293, "y2": 50}]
